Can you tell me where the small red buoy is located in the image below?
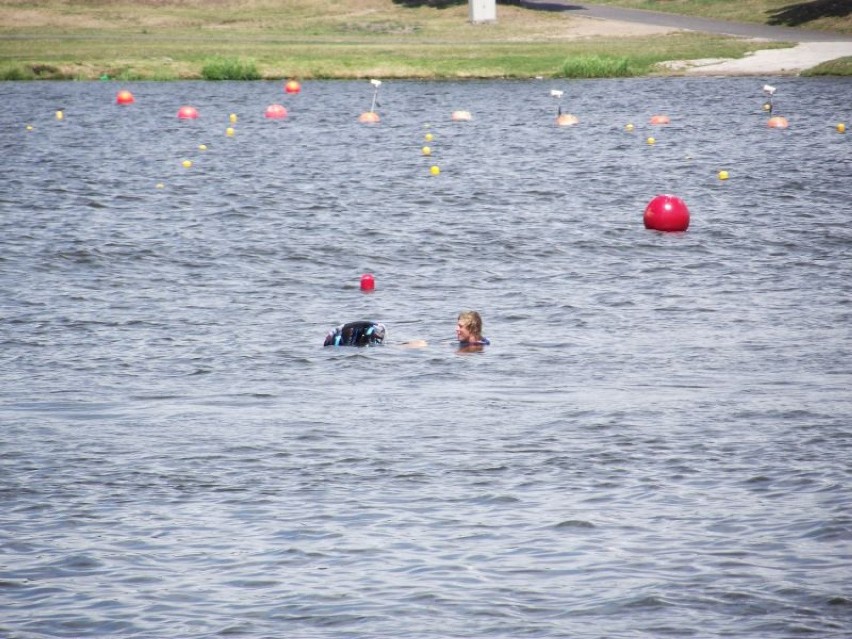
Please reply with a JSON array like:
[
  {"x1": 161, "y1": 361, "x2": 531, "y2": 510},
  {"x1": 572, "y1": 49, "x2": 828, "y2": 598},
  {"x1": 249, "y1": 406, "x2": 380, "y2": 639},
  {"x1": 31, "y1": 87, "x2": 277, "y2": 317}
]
[
  {"x1": 359, "y1": 112, "x2": 380, "y2": 123},
  {"x1": 650, "y1": 114, "x2": 670, "y2": 125},
  {"x1": 285, "y1": 80, "x2": 301, "y2": 94},
  {"x1": 360, "y1": 273, "x2": 375, "y2": 292},
  {"x1": 767, "y1": 116, "x2": 789, "y2": 129},
  {"x1": 643, "y1": 194, "x2": 690, "y2": 232},
  {"x1": 116, "y1": 90, "x2": 135, "y2": 105},
  {"x1": 264, "y1": 104, "x2": 288, "y2": 119},
  {"x1": 177, "y1": 105, "x2": 199, "y2": 120}
]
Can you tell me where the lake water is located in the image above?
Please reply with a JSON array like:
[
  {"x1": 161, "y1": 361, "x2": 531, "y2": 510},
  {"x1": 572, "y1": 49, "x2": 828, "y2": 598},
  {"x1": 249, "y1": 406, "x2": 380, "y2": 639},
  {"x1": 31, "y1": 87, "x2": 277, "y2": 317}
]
[{"x1": 1, "y1": 78, "x2": 850, "y2": 638}]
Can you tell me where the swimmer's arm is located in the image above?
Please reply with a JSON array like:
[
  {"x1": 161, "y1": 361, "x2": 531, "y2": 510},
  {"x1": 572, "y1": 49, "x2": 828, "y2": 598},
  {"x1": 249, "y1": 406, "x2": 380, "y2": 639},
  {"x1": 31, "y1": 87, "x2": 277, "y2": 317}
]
[{"x1": 399, "y1": 339, "x2": 429, "y2": 349}]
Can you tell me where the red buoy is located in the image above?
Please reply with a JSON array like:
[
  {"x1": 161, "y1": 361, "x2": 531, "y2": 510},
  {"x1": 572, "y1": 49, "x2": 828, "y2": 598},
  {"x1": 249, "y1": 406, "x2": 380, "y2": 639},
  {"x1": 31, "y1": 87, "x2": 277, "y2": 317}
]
[
  {"x1": 116, "y1": 90, "x2": 135, "y2": 105},
  {"x1": 264, "y1": 104, "x2": 288, "y2": 119},
  {"x1": 177, "y1": 105, "x2": 199, "y2": 119},
  {"x1": 285, "y1": 80, "x2": 301, "y2": 94},
  {"x1": 650, "y1": 114, "x2": 670, "y2": 125},
  {"x1": 643, "y1": 194, "x2": 690, "y2": 232},
  {"x1": 360, "y1": 273, "x2": 375, "y2": 292},
  {"x1": 359, "y1": 112, "x2": 380, "y2": 123}
]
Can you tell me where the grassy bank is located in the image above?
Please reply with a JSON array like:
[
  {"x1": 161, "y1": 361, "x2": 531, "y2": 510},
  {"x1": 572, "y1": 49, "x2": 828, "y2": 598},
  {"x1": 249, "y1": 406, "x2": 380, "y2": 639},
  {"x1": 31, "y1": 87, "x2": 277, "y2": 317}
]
[{"x1": 0, "y1": 0, "x2": 839, "y2": 80}]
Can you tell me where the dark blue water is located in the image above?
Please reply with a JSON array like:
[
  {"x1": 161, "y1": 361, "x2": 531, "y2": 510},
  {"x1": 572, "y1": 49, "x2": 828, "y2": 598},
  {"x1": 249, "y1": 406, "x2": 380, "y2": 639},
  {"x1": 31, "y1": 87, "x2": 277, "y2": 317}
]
[{"x1": 1, "y1": 78, "x2": 850, "y2": 638}]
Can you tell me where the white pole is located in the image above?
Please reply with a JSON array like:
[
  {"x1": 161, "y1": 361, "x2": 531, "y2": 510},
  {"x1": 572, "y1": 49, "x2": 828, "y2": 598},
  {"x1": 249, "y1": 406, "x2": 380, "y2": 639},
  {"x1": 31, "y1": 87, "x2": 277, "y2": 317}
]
[{"x1": 469, "y1": 0, "x2": 497, "y2": 24}]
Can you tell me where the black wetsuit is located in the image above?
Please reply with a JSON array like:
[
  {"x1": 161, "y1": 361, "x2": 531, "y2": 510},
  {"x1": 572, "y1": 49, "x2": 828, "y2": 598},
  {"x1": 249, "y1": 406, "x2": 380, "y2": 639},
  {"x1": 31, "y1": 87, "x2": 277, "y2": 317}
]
[{"x1": 323, "y1": 321, "x2": 386, "y2": 347}]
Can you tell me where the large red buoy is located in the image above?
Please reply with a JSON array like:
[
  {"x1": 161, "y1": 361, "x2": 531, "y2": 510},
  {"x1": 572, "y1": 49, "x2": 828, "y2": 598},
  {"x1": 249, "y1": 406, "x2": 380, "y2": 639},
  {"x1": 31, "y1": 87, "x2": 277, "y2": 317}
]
[
  {"x1": 116, "y1": 90, "x2": 135, "y2": 105},
  {"x1": 265, "y1": 104, "x2": 288, "y2": 119},
  {"x1": 177, "y1": 105, "x2": 199, "y2": 119},
  {"x1": 360, "y1": 273, "x2": 375, "y2": 292},
  {"x1": 650, "y1": 114, "x2": 670, "y2": 125},
  {"x1": 643, "y1": 194, "x2": 690, "y2": 232},
  {"x1": 767, "y1": 116, "x2": 789, "y2": 129},
  {"x1": 451, "y1": 110, "x2": 472, "y2": 122},
  {"x1": 285, "y1": 80, "x2": 301, "y2": 94},
  {"x1": 359, "y1": 112, "x2": 380, "y2": 123}
]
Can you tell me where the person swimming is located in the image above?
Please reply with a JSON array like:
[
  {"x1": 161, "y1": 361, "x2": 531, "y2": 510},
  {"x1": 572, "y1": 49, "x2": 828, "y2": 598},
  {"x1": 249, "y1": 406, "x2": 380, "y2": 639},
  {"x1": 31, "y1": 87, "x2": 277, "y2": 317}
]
[
  {"x1": 456, "y1": 310, "x2": 489, "y2": 352},
  {"x1": 323, "y1": 321, "x2": 386, "y2": 347},
  {"x1": 322, "y1": 312, "x2": 488, "y2": 351}
]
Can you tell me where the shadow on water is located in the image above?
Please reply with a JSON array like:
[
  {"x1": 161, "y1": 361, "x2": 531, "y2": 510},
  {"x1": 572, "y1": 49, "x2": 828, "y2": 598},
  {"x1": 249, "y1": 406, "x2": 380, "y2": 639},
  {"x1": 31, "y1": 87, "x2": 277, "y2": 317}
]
[{"x1": 767, "y1": 0, "x2": 852, "y2": 27}]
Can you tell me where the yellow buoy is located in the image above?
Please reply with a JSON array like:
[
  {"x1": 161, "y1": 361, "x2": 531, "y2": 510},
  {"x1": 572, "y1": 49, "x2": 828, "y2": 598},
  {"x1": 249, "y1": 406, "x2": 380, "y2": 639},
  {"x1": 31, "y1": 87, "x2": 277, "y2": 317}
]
[
  {"x1": 229, "y1": 113, "x2": 238, "y2": 123},
  {"x1": 625, "y1": 123, "x2": 634, "y2": 132},
  {"x1": 56, "y1": 110, "x2": 64, "y2": 120},
  {"x1": 646, "y1": 137, "x2": 656, "y2": 145},
  {"x1": 838, "y1": 123, "x2": 846, "y2": 134},
  {"x1": 422, "y1": 146, "x2": 431, "y2": 156},
  {"x1": 182, "y1": 160, "x2": 192, "y2": 168},
  {"x1": 155, "y1": 183, "x2": 165, "y2": 189},
  {"x1": 430, "y1": 165, "x2": 440, "y2": 176},
  {"x1": 199, "y1": 144, "x2": 208, "y2": 151},
  {"x1": 424, "y1": 133, "x2": 434, "y2": 142},
  {"x1": 718, "y1": 170, "x2": 729, "y2": 181},
  {"x1": 226, "y1": 127, "x2": 235, "y2": 137},
  {"x1": 26, "y1": 125, "x2": 34, "y2": 131}
]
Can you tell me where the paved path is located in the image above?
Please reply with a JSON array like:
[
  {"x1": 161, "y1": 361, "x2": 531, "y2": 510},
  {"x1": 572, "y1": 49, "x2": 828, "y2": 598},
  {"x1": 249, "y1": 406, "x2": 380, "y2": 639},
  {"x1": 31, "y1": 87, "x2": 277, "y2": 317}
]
[
  {"x1": 521, "y1": 1, "x2": 852, "y2": 74},
  {"x1": 523, "y1": 1, "x2": 852, "y2": 42}
]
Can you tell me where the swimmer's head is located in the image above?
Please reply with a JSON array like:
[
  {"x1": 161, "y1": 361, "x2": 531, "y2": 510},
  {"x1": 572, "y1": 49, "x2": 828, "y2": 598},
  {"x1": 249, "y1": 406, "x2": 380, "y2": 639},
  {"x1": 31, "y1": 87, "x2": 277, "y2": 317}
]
[
  {"x1": 366, "y1": 322, "x2": 386, "y2": 345},
  {"x1": 456, "y1": 310, "x2": 483, "y2": 342}
]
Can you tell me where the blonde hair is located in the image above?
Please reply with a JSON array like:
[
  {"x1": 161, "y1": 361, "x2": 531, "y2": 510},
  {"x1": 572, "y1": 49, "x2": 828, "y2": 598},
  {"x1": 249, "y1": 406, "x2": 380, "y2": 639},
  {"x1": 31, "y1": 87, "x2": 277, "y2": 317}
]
[{"x1": 458, "y1": 310, "x2": 483, "y2": 339}]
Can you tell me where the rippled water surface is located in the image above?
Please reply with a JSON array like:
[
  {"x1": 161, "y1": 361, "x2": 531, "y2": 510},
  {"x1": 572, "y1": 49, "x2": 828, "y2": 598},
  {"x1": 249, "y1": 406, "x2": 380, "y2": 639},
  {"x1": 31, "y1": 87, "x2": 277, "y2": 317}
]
[{"x1": 1, "y1": 78, "x2": 851, "y2": 638}]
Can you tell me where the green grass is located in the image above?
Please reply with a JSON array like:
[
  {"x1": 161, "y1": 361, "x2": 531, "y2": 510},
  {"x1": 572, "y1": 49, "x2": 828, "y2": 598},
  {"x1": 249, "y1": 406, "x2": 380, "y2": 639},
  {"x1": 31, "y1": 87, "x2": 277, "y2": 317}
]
[
  {"x1": 559, "y1": 55, "x2": 635, "y2": 78},
  {"x1": 0, "y1": 65, "x2": 33, "y2": 81},
  {"x1": 201, "y1": 56, "x2": 261, "y2": 81},
  {"x1": 0, "y1": 0, "x2": 847, "y2": 80},
  {"x1": 801, "y1": 55, "x2": 852, "y2": 75}
]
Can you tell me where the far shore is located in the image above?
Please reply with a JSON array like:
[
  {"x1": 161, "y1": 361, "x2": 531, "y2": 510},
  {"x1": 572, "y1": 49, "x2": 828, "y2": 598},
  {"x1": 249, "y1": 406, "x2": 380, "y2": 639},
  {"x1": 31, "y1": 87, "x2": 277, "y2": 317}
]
[{"x1": 2, "y1": 1, "x2": 851, "y2": 79}]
